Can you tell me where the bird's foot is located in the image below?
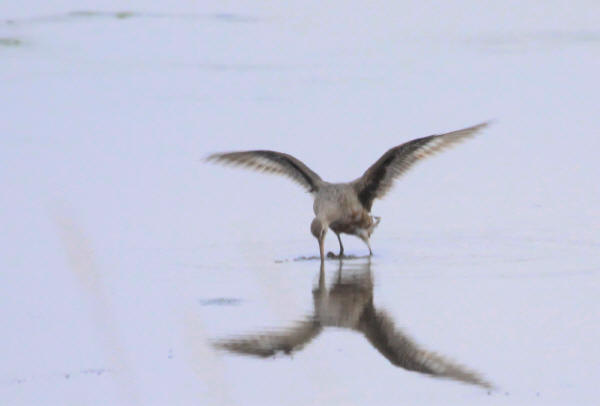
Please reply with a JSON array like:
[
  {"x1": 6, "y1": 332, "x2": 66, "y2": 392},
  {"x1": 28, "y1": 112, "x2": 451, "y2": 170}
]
[{"x1": 326, "y1": 251, "x2": 342, "y2": 259}]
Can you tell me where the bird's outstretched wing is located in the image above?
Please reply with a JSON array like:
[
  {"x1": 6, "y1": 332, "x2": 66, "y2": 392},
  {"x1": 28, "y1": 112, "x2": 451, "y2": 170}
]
[
  {"x1": 358, "y1": 305, "x2": 493, "y2": 388},
  {"x1": 353, "y1": 122, "x2": 489, "y2": 210},
  {"x1": 206, "y1": 150, "x2": 323, "y2": 194},
  {"x1": 212, "y1": 319, "x2": 322, "y2": 358}
]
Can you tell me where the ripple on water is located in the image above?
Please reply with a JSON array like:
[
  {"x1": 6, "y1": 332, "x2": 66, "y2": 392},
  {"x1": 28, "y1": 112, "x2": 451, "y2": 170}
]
[{"x1": 199, "y1": 298, "x2": 243, "y2": 306}]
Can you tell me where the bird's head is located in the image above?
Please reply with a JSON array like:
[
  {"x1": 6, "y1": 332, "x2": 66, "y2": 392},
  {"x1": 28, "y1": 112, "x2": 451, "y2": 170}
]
[{"x1": 310, "y1": 217, "x2": 328, "y2": 262}]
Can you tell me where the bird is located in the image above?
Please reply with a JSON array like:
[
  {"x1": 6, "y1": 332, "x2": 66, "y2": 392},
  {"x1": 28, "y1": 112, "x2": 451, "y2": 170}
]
[
  {"x1": 207, "y1": 121, "x2": 489, "y2": 262},
  {"x1": 213, "y1": 260, "x2": 493, "y2": 389}
]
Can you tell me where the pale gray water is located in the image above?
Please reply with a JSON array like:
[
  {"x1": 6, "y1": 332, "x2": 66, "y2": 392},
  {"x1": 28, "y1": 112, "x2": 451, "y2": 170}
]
[{"x1": 1, "y1": 1, "x2": 599, "y2": 405}]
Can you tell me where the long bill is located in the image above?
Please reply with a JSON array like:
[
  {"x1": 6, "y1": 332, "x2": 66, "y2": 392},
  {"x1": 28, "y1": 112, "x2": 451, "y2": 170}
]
[{"x1": 318, "y1": 235, "x2": 325, "y2": 263}]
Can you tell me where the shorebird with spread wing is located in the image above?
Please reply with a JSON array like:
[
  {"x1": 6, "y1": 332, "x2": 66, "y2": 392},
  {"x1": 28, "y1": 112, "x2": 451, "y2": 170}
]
[{"x1": 207, "y1": 122, "x2": 489, "y2": 262}]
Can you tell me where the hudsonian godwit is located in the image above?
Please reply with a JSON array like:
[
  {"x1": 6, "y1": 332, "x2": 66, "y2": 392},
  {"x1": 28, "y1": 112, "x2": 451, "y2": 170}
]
[{"x1": 207, "y1": 122, "x2": 489, "y2": 262}]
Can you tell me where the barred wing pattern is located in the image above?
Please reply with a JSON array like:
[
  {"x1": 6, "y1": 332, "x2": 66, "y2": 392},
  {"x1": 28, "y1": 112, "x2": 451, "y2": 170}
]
[
  {"x1": 354, "y1": 122, "x2": 489, "y2": 210},
  {"x1": 358, "y1": 305, "x2": 492, "y2": 388},
  {"x1": 213, "y1": 319, "x2": 322, "y2": 358},
  {"x1": 206, "y1": 150, "x2": 323, "y2": 194}
]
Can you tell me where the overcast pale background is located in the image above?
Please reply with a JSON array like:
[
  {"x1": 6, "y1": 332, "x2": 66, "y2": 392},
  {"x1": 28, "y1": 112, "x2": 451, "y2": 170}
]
[{"x1": 1, "y1": 1, "x2": 599, "y2": 405}]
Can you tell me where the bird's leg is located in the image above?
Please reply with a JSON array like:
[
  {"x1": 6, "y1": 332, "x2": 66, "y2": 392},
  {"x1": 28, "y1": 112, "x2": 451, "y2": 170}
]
[
  {"x1": 366, "y1": 239, "x2": 373, "y2": 256},
  {"x1": 357, "y1": 229, "x2": 373, "y2": 257},
  {"x1": 335, "y1": 233, "x2": 344, "y2": 257}
]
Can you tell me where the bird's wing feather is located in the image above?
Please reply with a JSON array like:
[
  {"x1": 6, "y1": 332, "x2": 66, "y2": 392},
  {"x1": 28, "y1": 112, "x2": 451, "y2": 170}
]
[
  {"x1": 206, "y1": 150, "x2": 322, "y2": 193},
  {"x1": 358, "y1": 305, "x2": 493, "y2": 388},
  {"x1": 353, "y1": 122, "x2": 489, "y2": 210},
  {"x1": 212, "y1": 318, "x2": 322, "y2": 358}
]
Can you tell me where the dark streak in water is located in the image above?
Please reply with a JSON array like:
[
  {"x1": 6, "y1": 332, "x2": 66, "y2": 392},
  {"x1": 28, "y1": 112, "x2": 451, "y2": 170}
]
[
  {"x1": 1, "y1": 10, "x2": 260, "y2": 26},
  {"x1": 0, "y1": 37, "x2": 22, "y2": 47},
  {"x1": 69, "y1": 10, "x2": 136, "y2": 19}
]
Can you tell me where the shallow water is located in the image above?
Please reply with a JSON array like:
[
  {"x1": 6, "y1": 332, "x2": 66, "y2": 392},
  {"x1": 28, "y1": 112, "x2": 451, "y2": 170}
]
[
  {"x1": 1, "y1": 1, "x2": 599, "y2": 405},
  {"x1": 213, "y1": 259, "x2": 493, "y2": 389}
]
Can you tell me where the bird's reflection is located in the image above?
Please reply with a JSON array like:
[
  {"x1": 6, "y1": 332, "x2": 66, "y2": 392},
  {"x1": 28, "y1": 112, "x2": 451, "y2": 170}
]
[{"x1": 213, "y1": 260, "x2": 492, "y2": 388}]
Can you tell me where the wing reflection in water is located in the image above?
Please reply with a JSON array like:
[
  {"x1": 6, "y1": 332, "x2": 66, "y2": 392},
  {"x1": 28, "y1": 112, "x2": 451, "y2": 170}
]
[{"x1": 213, "y1": 260, "x2": 492, "y2": 389}]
